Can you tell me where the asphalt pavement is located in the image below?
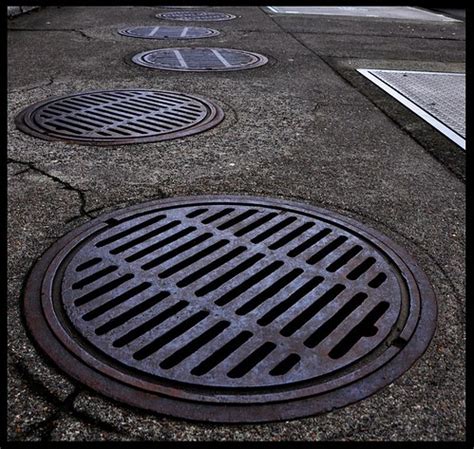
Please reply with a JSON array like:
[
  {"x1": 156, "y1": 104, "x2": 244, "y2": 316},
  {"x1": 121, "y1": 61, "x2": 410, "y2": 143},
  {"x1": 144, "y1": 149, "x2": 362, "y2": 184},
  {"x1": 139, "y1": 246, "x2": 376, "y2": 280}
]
[{"x1": 7, "y1": 6, "x2": 465, "y2": 441}]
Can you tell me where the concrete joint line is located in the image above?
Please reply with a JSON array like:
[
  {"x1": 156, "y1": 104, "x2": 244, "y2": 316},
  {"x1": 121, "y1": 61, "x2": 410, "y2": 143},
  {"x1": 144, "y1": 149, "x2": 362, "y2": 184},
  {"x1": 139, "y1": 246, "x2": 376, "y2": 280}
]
[{"x1": 294, "y1": 30, "x2": 464, "y2": 42}]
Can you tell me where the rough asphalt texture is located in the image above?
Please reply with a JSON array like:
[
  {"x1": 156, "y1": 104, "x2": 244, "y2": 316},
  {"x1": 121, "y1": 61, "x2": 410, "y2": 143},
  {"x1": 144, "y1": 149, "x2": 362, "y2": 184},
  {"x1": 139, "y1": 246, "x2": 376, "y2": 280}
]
[{"x1": 7, "y1": 6, "x2": 465, "y2": 441}]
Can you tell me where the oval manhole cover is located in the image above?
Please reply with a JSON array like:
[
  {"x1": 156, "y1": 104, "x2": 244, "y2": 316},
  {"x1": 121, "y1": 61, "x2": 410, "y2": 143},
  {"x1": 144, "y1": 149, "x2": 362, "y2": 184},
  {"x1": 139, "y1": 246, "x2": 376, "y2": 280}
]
[
  {"x1": 24, "y1": 196, "x2": 437, "y2": 423},
  {"x1": 15, "y1": 89, "x2": 224, "y2": 145},
  {"x1": 156, "y1": 10, "x2": 237, "y2": 21},
  {"x1": 118, "y1": 25, "x2": 220, "y2": 40},
  {"x1": 132, "y1": 47, "x2": 268, "y2": 72}
]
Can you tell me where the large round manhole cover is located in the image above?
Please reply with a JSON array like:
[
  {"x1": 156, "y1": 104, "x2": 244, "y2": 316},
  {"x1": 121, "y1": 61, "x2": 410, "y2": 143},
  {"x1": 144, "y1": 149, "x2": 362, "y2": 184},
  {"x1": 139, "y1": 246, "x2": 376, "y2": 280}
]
[
  {"x1": 156, "y1": 10, "x2": 237, "y2": 21},
  {"x1": 24, "y1": 196, "x2": 436, "y2": 423},
  {"x1": 118, "y1": 25, "x2": 220, "y2": 40},
  {"x1": 15, "y1": 89, "x2": 224, "y2": 145},
  {"x1": 132, "y1": 47, "x2": 268, "y2": 72}
]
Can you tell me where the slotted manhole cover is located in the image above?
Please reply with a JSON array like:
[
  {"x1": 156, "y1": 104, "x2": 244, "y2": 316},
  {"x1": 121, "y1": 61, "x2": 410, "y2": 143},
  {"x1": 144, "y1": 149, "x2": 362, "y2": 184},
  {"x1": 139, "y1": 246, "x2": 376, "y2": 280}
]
[
  {"x1": 24, "y1": 196, "x2": 436, "y2": 423},
  {"x1": 118, "y1": 25, "x2": 220, "y2": 40},
  {"x1": 132, "y1": 47, "x2": 268, "y2": 72},
  {"x1": 15, "y1": 89, "x2": 224, "y2": 145},
  {"x1": 156, "y1": 10, "x2": 237, "y2": 21}
]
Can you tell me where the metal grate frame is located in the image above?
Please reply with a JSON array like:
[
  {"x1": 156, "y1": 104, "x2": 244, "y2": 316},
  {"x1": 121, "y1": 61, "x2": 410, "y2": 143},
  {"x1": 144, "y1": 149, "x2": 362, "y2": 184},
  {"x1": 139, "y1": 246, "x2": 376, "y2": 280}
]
[
  {"x1": 156, "y1": 10, "x2": 237, "y2": 21},
  {"x1": 24, "y1": 196, "x2": 437, "y2": 422},
  {"x1": 118, "y1": 25, "x2": 220, "y2": 40},
  {"x1": 132, "y1": 47, "x2": 269, "y2": 72},
  {"x1": 15, "y1": 89, "x2": 225, "y2": 145}
]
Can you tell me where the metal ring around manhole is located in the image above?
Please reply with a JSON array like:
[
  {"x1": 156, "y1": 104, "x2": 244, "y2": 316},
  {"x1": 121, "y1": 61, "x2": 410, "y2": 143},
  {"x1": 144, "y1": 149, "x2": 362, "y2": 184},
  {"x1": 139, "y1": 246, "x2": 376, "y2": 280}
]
[
  {"x1": 15, "y1": 89, "x2": 224, "y2": 145},
  {"x1": 118, "y1": 25, "x2": 220, "y2": 40},
  {"x1": 132, "y1": 47, "x2": 268, "y2": 72},
  {"x1": 156, "y1": 11, "x2": 237, "y2": 21},
  {"x1": 23, "y1": 195, "x2": 437, "y2": 423}
]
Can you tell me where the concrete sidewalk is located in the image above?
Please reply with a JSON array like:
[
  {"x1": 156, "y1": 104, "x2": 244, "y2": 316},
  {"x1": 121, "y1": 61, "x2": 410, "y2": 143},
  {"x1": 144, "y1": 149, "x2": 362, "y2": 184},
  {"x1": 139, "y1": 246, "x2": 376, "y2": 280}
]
[{"x1": 7, "y1": 6, "x2": 465, "y2": 441}]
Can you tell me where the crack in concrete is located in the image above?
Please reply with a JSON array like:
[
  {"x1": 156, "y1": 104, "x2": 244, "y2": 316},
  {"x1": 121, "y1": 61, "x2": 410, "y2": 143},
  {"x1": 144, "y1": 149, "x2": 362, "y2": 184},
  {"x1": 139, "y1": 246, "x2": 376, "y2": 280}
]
[
  {"x1": 7, "y1": 157, "x2": 93, "y2": 220},
  {"x1": 9, "y1": 358, "x2": 75, "y2": 441},
  {"x1": 9, "y1": 77, "x2": 55, "y2": 93},
  {"x1": 9, "y1": 358, "x2": 130, "y2": 441},
  {"x1": 10, "y1": 168, "x2": 30, "y2": 176},
  {"x1": 76, "y1": 29, "x2": 93, "y2": 41},
  {"x1": 84, "y1": 189, "x2": 169, "y2": 219}
]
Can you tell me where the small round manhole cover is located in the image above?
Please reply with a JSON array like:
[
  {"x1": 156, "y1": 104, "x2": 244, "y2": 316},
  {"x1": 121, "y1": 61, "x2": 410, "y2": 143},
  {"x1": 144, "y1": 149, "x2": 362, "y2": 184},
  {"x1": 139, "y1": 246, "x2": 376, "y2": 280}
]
[
  {"x1": 24, "y1": 196, "x2": 436, "y2": 423},
  {"x1": 156, "y1": 10, "x2": 237, "y2": 21},
  {"x1": 132, "y1": 47, "x2": 268, "y2": 72},
  {"x1": 15, "y1": 89, "x2": 224, "y2": 145},
  {"x1": 118, "y1": 25, "x2": 220, "y2": 40}
]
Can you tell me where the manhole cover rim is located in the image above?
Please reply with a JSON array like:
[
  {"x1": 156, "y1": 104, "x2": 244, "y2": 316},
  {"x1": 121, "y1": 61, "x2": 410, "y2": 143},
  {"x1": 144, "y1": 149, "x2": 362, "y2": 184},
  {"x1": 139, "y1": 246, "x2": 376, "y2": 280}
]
[
  {"x1": 15, "y1": 89, "x2": 225, "y2": 145},
  {"x1": 131, "y1": 47, "x2": 269, "y2": 72},
  {"x1": 24, "y1": 280, "x2": 436, "y2": 422},
  {"x1": 117, "y1": 26, "x2": 221, "y2": 39},
  {"x1": 23, "y1": 195, "x2": 437, "y2": 422},
  {"x1": 156, "y1": 11, "x2": 238, "y2": 21}
]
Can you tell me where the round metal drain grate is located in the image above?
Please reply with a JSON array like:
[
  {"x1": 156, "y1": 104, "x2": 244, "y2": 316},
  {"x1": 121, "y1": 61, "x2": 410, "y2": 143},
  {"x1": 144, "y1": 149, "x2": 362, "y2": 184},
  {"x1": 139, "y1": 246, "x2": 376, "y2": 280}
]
[
  {"x1": 132, "y1": 47, "x2": 268, "y2": 72},
  {"x1": 24, "y1": 196, "x2": 436, "y2": 422},
  {"x1": 156, "y1": 10, "x2": 237, "y2": 21},
  {"x1": 15, "y1": 89, "x2": 224, "y2": 145},
  {"x1": 118, "y1": 25, "x2": 220, "y2": 40}
]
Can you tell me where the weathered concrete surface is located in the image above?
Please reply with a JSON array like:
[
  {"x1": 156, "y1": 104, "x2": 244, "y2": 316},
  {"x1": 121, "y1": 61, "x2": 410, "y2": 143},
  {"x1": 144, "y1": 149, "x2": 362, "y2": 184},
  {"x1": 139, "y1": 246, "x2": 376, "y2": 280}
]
[
  {"x1": 8, "y1": 6, "x2": 465, "y2": 441},
  {"x1": 7, "y1": 6, "x2": 40, "y2": 18}
]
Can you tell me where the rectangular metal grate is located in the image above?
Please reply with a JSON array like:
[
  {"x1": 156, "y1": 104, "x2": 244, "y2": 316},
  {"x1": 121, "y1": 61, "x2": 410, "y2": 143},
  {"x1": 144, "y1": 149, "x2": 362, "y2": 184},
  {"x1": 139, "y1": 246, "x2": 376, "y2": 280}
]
[
  {"x1": 266, "y1": 7, "x2": 459, "y2": 22},
  {"x1": 358, "y1": 69, "x2": 465, "y2": 150}
]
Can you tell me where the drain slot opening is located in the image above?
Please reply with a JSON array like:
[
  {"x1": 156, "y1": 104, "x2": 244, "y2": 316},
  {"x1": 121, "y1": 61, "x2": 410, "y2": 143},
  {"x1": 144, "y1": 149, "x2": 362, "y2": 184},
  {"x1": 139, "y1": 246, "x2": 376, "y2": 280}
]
[
  {"x1": 269, "y1": 353, "x2": 301, "y2": 376},
  {"x1": 159, "y1": 320, "x2": 230, "y2": 369},
  {"x1": 227, "y1": 342, "x2": 277, "y2": 378},
  {"x1": 113, "y1": 300, "x2": 188, "y2": 348},
  {"x1": 83, "y1": 282, "x2": 152, "y2": 321},
  {"x1": 329, "y1": 301, "x2": 390, "y2": 359},
  {"x1": 304, "y1": 292, "x2": 368, "y2": 348},
  {"x1": 133, "y1": 310, "x2": 210, "y2": 360},
  {"x1": 215, "y1": 261, "x2": 284, "y2": 307},
  {"x1": 95, "y1": 291, "x2": 170, "y2": 335},
  {"x1": 257, "y1": 275, "x2": 324, "y2": 326},
  {"x1": 236, "y1": 268, "x2": 304, "y2": 316},
  {"x1": 280, "y1": 284, "x2": 346, "y2": 337}
]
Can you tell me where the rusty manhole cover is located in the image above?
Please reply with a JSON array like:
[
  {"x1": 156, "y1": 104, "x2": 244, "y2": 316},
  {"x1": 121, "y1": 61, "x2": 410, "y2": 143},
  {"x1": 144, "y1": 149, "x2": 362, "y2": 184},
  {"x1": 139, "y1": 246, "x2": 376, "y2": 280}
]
[
  {"x1": 118, "y1": 25, "x2": 220, "y2": 40},
  {"x1": 132, "y1": 47, "x2": 268, "y2": 72},
  {"x1": 24, "y1": 196, "x2": 436, "y2": 423},
  {"x1": 156, "y1": 10, "x2": 237, "y2": 21},
  {"x1": 15, "y1": 89, "x2": 224, "y2": 145}
]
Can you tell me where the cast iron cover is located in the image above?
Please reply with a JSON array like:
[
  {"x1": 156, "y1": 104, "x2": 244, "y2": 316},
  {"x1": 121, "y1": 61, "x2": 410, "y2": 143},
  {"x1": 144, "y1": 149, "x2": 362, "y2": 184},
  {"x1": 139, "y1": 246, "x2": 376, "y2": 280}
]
[
  {"x1": 23, "y1": 196, "x2": 437, "y2": 423},
  {"x1": 15, "y1": 89, "x2": 224, "y2": 145},
  {"x1": 118, "y1": 25, "x2": 220, "y2": 40},
  {"x1": 156, "y1": 10, "x2": 237, "y2": 21},
  {"x1": 132, "y1": 47, "x2": 268, "y2": 72}
]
